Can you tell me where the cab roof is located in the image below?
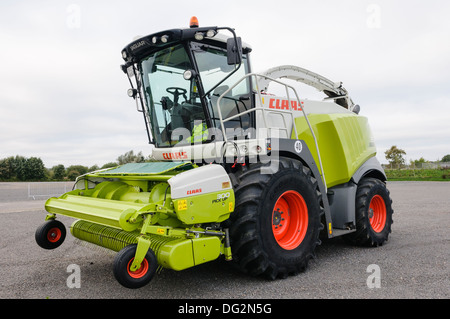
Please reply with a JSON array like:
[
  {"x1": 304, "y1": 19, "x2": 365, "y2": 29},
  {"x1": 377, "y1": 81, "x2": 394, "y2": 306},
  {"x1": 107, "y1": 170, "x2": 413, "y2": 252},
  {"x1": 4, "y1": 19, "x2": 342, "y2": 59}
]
[{"x1": 121, "y1": 26, "x2": 251, "y2": 63}]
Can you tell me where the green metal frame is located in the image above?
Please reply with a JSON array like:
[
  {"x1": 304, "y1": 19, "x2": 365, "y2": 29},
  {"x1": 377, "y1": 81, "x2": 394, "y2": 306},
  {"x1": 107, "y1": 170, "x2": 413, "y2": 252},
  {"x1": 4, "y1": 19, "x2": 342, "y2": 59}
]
[{"x1": 46, "y1": 162, "x2": 234, "y2": 272}]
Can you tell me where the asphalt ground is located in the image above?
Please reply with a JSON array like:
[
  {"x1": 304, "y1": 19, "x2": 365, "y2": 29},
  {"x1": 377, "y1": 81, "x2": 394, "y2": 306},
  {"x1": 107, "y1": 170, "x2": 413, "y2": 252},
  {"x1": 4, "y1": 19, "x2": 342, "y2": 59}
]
[{"x1": 0, "y1": 181, "x2": 448, "y2": 302}]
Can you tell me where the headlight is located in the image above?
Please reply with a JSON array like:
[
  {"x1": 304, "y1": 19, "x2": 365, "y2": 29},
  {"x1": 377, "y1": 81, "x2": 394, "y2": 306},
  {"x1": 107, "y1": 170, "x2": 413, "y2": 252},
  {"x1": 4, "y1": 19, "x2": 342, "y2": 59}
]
[
  {"x1": 161, "y1": 35, "x2": 169, "y2": 43},
  {"x1": 206, "y1": 30, "x2": 217, "y2": 38},
  {"x1": 183, "y1": 69, "x2": 197, "y2": 80},
  {"x1": 127, "y1": 88, "x2": 137, "y2": 98},
  {"x1": 194, "y1": 32, "x2": 204, "y2": 41}
]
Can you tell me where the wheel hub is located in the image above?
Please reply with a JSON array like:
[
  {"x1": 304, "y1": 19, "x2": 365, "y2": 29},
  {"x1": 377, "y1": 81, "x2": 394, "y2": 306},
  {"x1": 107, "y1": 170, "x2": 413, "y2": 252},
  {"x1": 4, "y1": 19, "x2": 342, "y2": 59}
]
[
  {"x1": 47, "y1": 227, "x2": 62, "y2": 243},
  {"x1": 368, "y1": 208, "x2": 374, "y2": 219},
  {"x1": 272, "y1": 208, "x2": 284, "y2": 228}
]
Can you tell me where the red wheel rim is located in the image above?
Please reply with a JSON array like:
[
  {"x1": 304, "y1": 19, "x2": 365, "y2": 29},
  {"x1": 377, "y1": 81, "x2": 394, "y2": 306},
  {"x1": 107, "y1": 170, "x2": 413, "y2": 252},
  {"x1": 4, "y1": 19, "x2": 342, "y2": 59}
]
[
  {"x1": 47, "y1": 227, "x2": 62, "y2": 243},
  {"x1": 369, "y1": 195, "x2": 387, "y2": 233},
  {"x1": 127, "y1": 258, "x2": 149, "y2": 279},
  {"x1": 272, "y1": 190, "x2": 308, "y2": 250}
]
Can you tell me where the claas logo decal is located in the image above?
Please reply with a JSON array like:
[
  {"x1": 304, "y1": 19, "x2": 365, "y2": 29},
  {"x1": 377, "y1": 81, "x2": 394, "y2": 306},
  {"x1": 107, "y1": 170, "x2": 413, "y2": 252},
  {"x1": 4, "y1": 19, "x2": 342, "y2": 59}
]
[
  {"x1": 263, "y1": 97, "x2": 304, "y2": 111},
  {"x1": 187, "y1": 188, "x2": 202, "y2": 195},
  {"x1": 162, "y1": 152, "x2": 188, "y2": 160}
]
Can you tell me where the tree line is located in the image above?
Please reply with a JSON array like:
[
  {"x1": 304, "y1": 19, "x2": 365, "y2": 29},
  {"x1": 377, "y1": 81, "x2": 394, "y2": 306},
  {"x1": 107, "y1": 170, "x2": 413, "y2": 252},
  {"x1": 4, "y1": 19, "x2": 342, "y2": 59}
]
[
  {"x1": 384, "y1": 145, "x2": 450, "y2": 168},
  {"x1": 2, "y1": 147, "x2": 448, "y2": 181},
  {"x1": 0, "y1": 150, "x2": 149, "y2": 182}
]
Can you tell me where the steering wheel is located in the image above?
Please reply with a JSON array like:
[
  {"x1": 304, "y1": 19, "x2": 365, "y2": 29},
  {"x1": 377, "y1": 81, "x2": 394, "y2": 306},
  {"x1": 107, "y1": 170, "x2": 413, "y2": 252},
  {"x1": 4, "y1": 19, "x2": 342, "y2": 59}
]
[{"x1": 166, "y1": 87, "x2": 187, "y2": 105}]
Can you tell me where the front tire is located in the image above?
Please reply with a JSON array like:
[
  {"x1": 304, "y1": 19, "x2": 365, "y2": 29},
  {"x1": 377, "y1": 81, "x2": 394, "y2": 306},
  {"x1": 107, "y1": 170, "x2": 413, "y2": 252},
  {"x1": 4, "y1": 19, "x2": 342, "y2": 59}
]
[
  {"x1": 229, "y1": 157, "x2": 324, "y2": 279},
  {"x1": 113, "y1": 244, "x2": 157, "y2": 289},
  {"x1": 35, "y1": 220, "x2": 66, "y2": 250}
]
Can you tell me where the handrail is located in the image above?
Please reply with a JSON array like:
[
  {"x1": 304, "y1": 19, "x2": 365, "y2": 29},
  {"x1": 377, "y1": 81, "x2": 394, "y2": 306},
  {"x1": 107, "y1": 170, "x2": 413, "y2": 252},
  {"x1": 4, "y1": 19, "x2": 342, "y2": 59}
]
[{"x1": 216, "y1": 72, "x2": 327, "y2": 191}]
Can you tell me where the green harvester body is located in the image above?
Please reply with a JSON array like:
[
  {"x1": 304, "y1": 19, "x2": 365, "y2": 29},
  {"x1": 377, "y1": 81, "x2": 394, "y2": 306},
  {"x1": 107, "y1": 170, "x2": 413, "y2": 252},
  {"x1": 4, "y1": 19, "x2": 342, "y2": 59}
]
[{"x1": 36, "y1": 20, "x2": 391, "y2": 288}]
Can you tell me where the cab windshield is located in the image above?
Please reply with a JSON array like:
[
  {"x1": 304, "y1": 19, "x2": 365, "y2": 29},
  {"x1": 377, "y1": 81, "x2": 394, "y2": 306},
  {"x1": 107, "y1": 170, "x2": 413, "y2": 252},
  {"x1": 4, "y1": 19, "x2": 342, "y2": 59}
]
[
  {"x1": 192, "y1": 43, "x2": 252, "y2": 134},
  {"x1": 140, "y1": 42, "x2": 251, "y2": 148},
  {"x1": 141, "y1": 44, "x2": 204, "y2": 147}
]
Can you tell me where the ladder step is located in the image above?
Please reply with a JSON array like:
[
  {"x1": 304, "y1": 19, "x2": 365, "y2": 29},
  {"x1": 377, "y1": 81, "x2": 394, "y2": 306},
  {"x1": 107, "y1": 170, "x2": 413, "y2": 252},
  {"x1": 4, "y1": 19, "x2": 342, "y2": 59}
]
[{"x1": 331, "y1": 228, "x2": 356, "y2": 237}]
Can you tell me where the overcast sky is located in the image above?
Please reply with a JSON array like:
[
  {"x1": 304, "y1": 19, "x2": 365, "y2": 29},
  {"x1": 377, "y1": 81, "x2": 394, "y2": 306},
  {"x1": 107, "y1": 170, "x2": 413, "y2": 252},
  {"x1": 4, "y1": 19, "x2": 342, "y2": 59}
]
[{"x1": 1, "y1": 0, "x2": 449, "y2": 167}]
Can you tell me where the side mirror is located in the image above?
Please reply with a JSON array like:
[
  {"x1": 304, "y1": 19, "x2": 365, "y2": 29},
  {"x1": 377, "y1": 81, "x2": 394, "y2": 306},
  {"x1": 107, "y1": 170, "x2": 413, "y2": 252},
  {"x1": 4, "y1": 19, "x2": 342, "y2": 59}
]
[{"x1": 227, "y1": 37, "x2": 242, "y2": 65}]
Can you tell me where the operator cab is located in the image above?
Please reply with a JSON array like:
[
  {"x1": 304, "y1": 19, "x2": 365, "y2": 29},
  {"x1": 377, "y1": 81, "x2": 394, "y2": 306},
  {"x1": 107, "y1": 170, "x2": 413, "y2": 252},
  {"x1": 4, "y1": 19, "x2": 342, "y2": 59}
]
[{"x1": 121, "y1": 18, "x2": 254, "y2": 149}]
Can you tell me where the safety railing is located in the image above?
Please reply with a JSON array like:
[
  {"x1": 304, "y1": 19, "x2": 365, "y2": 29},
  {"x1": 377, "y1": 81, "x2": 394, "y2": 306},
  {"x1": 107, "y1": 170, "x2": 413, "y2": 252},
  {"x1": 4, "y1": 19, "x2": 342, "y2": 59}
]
[
  {"x1": 28, "y1": 182, "x2": 72, "y2": 200},
  {"x1": 216, "y1": 72, "x2": 327, "y2": 191}
]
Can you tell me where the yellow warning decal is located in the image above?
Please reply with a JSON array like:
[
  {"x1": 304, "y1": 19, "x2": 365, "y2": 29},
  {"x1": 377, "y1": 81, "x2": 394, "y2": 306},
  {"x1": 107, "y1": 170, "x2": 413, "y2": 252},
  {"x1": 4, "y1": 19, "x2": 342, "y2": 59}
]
[
  {"x1": 229, "y1": 202, "x2": 234, "y2": 212},
  {"x1": 178, "y1": 199, "x2": 187, "y2": 211},
  {"x1": 157, "y1": 228, "x2": 165, "y2": 235}
]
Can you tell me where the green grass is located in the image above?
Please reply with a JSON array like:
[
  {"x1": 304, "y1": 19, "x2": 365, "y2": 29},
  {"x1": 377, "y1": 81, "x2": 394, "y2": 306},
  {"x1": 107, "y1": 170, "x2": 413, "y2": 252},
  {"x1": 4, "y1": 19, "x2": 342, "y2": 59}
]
[{"x1": 385, "y1": 169, "x2": 450, "y2": 181}]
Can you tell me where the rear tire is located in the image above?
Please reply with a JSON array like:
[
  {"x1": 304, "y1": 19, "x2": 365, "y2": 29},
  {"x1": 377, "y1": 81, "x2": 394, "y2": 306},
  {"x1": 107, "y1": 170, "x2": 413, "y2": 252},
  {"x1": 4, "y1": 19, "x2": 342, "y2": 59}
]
[
  {"x1": 344, "y1": 178, "x2": 393, "y2": 247},
  {"x1": 228, "y1": 157, "x2": 323, "y2": 279}
]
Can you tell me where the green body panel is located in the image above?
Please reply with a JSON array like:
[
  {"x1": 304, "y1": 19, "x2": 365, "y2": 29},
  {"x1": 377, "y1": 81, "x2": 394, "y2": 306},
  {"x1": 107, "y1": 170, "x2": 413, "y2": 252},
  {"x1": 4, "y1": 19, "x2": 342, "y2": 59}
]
[
  {"x1": 173, "y1": 191, "x2": 235, "y2": 224},
  {"x1": 294, "y1": 113, "x2": 376, "y2": 188},
  {"x1": 46, "y1": 194, "x2": 154, "y2": 230},
  {"x1": 158, "y1": 236, "x2": 222, "y2": 271},
  {"x1": 158, "y1": 238, "x2": 195, "y2": 270},
  {"x1": 191, "y1": 237, "x2": 222, "y2": 266}
]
